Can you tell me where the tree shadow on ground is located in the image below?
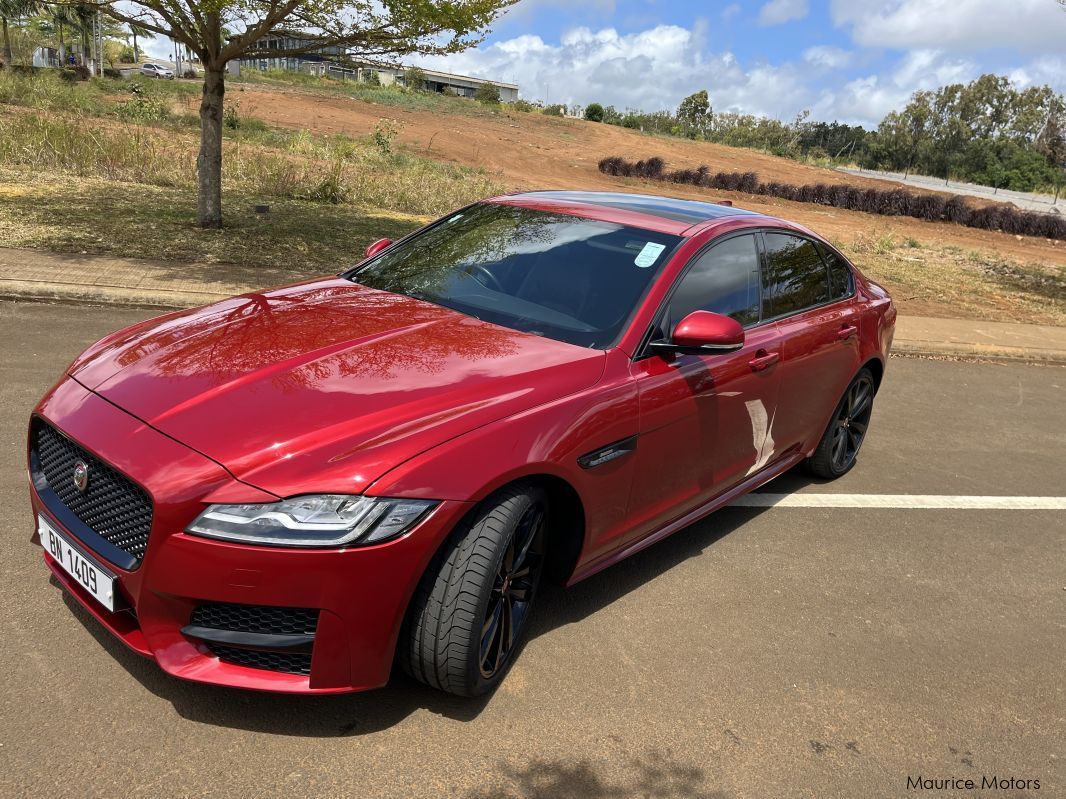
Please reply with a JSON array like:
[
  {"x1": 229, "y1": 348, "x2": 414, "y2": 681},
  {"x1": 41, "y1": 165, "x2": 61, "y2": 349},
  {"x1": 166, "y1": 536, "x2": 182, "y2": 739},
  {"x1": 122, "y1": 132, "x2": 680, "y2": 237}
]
[{"x1": 465, "y1": 751, "x2": 731, "y2": 799}]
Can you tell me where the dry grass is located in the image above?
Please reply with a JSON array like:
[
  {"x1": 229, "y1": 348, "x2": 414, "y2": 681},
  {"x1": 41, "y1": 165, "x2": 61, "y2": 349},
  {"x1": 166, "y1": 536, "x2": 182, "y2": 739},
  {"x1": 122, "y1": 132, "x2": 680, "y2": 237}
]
[
  {"x1": 0, "y1": 110, "x2": 504, "y2": 217},
  {"x1": 842, "y1": 227, "x2": 1066, "y2": 325}
]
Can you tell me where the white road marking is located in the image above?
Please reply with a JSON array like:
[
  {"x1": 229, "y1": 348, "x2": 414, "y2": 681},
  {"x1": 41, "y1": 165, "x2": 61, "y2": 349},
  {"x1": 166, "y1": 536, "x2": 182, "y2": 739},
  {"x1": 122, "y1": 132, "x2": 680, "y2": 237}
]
[{"x1": 731, "y1": 494, "x2": 1066, "y2": 510}]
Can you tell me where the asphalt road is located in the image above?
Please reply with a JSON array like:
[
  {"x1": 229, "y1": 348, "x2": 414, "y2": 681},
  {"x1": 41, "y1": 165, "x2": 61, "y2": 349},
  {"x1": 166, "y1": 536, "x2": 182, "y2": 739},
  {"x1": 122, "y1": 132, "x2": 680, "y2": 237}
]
[
  {"x1": 837, "y1": 167, "x2": 1063, "y2": 215},
  {"x1": 1, "y1": 300, "x2": 1064, "y2": 799}
]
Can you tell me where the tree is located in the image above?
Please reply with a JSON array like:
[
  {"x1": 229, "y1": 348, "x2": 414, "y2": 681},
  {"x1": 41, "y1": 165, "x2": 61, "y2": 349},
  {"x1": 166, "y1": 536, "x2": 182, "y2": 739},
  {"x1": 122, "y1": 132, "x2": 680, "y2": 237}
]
[
  {"x1": 473, "y1": 81, "x2": 499, "y2": 104},
  {"x1": 584, "y1": 102, "x2": 603, "y2": 122},
  {"x1": 402, "y1": 65, "x2": 426, "y2": 91},
  {"x1": 1, "y1": 0, "x2": 38, "y2": 65},
  {"x1": 46, "y1": 3, "x2": 74, "y2": 63},
  {"x1": 892, "y1": 90, "x2": 934, "y2": 177},
  {"x1": 1036, "y1": 105, "x2": 1066, "y2": 202},
  {"x1": 126, "y1": 19, "x2": 153, "y2": 63},
  {"x1": 677, "y1": 89, "x2": 711, "y2": 138},
  {"x1": 71, "y1": 0, "x2": 515, "y2": 229}
]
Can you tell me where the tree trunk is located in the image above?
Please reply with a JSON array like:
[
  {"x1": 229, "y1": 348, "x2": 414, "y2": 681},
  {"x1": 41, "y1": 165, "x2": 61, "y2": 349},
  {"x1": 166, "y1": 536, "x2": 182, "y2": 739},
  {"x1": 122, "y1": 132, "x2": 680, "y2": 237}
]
[
  {"x1": 58, "y1": 24, "x2": 65, "y2": 63},
  {"x1": 132, "y1": 31, "x2": 137, "y2": 63},
  {"x1": 197, "y1": 66, "x2": 226, "y2": 228},
  {"x1": 2, "y1": 18, "x2": 11, "y2": 67}
]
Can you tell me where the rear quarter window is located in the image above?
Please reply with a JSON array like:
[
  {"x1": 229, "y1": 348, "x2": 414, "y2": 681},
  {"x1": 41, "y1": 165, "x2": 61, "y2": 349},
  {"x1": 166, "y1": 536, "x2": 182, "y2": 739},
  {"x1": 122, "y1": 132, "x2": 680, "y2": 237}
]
[
  {"x1": 762, "y1": 233, "x2": 830, "y2": 317},
  {"x1": 822, "y1": 247, "x2": 854, "y2": 300}
]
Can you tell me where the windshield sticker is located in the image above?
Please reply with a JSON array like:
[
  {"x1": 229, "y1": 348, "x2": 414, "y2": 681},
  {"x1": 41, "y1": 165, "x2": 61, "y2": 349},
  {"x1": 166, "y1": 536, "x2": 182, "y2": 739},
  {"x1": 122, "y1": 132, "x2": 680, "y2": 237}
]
[{"x1": 634, "y1": 242, "x2": 666, "y2": 268}]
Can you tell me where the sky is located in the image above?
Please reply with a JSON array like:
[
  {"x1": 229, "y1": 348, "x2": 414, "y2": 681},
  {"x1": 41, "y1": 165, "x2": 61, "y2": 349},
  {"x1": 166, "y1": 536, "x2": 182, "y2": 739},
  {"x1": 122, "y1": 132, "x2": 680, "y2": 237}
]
[
  {"x1": 141, "y1": 0, "x2": 1066, "y2": 128},
  {"x1": 407, "y1": 0, "x2": 1066, "y2": 127}
]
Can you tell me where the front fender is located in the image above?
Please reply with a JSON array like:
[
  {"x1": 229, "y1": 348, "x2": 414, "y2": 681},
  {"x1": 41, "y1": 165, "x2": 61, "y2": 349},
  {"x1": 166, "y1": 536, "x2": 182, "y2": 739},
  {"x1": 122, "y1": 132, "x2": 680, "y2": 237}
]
[{"x1": 365, "y1": 349, "x2": 640, "y2": 567}]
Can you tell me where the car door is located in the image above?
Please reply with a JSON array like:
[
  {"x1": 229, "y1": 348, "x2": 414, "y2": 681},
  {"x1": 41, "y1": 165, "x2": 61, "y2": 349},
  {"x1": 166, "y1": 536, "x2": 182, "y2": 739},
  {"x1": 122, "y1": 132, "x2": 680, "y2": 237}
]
[
  {"x1": 760, "y1": 232, "x2": 862, "y2": 455},
  {"x1": 624, "y1": 232, "x2": 784, "y2": 539}
]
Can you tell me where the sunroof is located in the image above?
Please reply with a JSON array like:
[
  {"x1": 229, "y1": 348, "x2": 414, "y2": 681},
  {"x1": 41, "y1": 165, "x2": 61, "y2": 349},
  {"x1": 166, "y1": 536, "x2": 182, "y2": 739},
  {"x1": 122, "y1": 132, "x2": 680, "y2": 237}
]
[{"x1": 512, "y1": 191, "x2": 757, "y2": 225}]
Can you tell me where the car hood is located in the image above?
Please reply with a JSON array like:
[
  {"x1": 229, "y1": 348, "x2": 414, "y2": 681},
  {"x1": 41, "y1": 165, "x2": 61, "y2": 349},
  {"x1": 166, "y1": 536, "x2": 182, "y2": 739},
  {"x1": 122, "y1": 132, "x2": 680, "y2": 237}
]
[{"x1": 70, "y1": 278, "x2": 605, "y2": 497}]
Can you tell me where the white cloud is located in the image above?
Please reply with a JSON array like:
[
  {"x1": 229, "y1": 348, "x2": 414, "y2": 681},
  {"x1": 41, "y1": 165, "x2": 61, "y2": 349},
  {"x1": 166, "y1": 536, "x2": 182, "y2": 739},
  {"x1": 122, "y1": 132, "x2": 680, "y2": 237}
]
[
  {"x1": 802, "y1": 46, "x2": 852, "y2": 70},
  {"x1": 413, "y1": 25, "x2": 809, "y2": 118},
  {"x1": 720, "y1": 3, "x2": 741, "y2": 22},
  {"x1": 831, "y1": 0, "x2": 1066, "y2": 53},
  {"x1": 812, "y1": 49, "x2": 978, "y2": 125},
  {"x1": 1005, "y1": 55, "x2": 1066, "y2": 89},
  {"x1": 758, "y1": 0, "x2": 809, "y2": 26}
]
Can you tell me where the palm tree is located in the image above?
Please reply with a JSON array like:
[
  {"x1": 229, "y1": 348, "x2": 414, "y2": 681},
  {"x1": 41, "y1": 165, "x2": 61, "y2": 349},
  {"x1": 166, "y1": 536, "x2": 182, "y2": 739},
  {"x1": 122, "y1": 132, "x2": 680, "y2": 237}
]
[
  {"x1": 70, "y1": 2, "x2": 92, "y2": 67},
  {"x1": 47, "y1": 3, "x2": 73, "y2": 63},
  {"x1": 127, "y1": 19, "x2": 153, "y2": 64},
  {"x1": 0, "y1": 0, "x2": 39, "y2": 66}
]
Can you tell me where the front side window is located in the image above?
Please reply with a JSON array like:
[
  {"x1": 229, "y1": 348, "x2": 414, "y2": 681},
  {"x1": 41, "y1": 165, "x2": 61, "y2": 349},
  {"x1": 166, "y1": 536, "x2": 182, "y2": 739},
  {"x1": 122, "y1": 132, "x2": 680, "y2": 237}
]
[
  {"x1": 663, "y1": 234, "x2": 761, "y2": 332},
  {"x1": 349, "y1": 203, "x2": 681, "y2": 348},
  {"x1": 762, "y1": 233, "x2": 830, "y2": 318}
]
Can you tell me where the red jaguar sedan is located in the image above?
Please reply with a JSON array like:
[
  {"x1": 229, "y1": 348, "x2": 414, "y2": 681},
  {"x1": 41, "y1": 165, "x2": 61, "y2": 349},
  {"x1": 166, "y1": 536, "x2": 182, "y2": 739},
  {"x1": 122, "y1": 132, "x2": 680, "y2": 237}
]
[{"x1": 28, "y1": 191, "x2": 894, "y2": 696}]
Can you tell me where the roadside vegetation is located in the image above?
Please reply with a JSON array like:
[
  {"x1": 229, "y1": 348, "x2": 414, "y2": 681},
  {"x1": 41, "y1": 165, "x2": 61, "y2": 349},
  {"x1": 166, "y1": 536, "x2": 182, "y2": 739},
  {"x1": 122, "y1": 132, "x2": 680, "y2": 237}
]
[
  {"x1": 843, "y1": 229, "x2": 1066, "y2": 327},
  {"x1": 0, "y1": 71, "x2": 505, "y2": 217},
  {"x1": 598, "y1": 156, "x2": 1066, "y2": 240}
]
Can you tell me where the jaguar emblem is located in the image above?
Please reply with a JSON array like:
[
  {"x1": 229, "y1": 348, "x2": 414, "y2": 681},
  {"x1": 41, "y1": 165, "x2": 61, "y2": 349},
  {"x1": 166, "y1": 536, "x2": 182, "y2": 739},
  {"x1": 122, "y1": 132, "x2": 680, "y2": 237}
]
[{"x1": 72, "y1": 460, "x2": 89, "y2": 493}]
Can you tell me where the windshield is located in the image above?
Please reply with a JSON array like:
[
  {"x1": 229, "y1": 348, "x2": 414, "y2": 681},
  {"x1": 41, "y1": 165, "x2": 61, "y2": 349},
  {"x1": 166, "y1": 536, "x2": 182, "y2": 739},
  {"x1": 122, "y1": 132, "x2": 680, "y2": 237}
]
[{"x1": 348, "y1": 203, "x2": 682, "y2": 348}]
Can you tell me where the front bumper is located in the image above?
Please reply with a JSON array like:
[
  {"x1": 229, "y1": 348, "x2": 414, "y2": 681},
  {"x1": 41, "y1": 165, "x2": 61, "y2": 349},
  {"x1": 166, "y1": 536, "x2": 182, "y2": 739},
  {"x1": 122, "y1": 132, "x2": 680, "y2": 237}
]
[{"x1": 30, "y1": 377, "x2": 471, "y2": 694}]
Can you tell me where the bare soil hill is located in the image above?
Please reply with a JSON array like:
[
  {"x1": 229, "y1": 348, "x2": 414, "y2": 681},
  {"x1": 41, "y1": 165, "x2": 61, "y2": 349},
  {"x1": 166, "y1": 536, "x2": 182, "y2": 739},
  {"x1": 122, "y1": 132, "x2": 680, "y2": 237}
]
[{"x1": 221, "y1": 87, "x2": 1066, "y2": 275}]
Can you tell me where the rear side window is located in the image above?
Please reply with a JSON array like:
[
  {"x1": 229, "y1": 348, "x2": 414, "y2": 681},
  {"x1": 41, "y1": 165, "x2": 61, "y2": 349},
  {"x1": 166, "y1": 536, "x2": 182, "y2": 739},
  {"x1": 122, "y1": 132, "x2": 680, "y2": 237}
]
[
  {"x1": 664, "y1": 234, "x2": 761, "y2": 330},
  {"x1": 762, "y1": 233, "x2": 830, "y2": 317},
  {"x1": 823, "y1": 247, "x2": 853, "y2": 300}
]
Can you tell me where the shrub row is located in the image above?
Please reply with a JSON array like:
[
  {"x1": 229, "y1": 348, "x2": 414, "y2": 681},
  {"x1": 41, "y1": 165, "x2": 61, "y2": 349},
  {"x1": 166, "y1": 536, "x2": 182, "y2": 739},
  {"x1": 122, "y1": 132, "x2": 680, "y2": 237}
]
[{"x1": 597, "y1": 156, "x2": 1066, "y2": 240}]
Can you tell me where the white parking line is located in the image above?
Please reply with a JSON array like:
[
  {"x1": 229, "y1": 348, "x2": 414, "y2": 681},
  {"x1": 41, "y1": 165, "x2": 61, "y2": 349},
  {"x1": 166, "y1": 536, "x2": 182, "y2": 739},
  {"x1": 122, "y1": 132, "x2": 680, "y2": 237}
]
[{"x1": 731, "y1": 494, "x2": 1066, "y2": 510}]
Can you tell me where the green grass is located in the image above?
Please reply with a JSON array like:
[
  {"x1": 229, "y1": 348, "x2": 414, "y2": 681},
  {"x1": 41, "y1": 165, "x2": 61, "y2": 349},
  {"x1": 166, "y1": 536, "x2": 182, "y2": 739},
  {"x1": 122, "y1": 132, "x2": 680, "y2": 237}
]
[{"x1": 0, "y1": 171, "x2": 423, "y2": 273}]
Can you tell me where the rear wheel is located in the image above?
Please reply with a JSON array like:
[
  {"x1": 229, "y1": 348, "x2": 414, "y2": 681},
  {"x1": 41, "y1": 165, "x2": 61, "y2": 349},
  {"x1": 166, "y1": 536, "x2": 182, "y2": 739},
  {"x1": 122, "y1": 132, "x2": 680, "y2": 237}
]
[
  {"x1": 400, "y1": 484, "x2": 547, "y2": 696},
  {"x1": 807, "y1": 368, "x2": 875, "y2": 479}
]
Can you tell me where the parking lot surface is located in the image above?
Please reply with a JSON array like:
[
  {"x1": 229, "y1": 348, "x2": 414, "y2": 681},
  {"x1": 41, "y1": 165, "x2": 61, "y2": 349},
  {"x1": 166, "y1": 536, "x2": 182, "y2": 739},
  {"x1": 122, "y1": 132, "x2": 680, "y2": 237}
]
[{"x1": 1, "y1": 300, "x2": 1063, "y2": 798}]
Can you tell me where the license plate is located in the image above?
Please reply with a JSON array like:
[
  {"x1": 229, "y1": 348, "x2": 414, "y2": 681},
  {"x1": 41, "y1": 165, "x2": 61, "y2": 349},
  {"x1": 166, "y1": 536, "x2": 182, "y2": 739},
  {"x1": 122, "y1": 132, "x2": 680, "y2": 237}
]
[{"x1": 38, "y1": 515, "x2": 117, "y2": 611}]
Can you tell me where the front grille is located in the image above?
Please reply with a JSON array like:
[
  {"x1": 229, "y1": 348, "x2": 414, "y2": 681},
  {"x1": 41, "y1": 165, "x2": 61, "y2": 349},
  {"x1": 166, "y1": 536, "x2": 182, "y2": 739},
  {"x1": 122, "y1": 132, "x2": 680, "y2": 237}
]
[
  {"x1": 191, "y1": 602, "x2": 319, "y2": 636},
  {"x1": 33, "y1": 420, "x2": 154, "y2": 563},
  {"x1": 190, "y1": 602, "x2": 319, "y2": 676},
  {"x1": 207, "y1": 645, "x2": 313, "y2": 676}
]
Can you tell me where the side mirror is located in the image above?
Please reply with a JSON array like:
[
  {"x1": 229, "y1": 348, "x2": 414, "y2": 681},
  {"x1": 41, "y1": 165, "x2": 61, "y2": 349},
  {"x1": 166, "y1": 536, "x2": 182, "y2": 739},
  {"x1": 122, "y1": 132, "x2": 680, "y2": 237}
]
[
  {"x1": 650, "y1": 311, "x2": 745, "y2": 355},
  {"x1": 364, "y1": 238, "x2": 393, "y2": 259}
]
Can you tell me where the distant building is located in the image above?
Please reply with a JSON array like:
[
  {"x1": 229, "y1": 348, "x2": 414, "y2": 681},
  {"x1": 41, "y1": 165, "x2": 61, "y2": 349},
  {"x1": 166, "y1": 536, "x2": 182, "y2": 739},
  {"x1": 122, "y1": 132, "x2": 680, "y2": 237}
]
[
  {"x1": 32, "y1": 47, "x2": 61, "y2": 68},
  {"x1": 228, "y1": 33, "x2": 518, "y2": 102}
]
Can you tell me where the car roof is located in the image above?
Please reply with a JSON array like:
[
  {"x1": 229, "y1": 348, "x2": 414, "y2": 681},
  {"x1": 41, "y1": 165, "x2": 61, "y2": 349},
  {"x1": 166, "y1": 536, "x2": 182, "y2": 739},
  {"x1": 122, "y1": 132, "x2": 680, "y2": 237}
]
[{"x1": 491, "y1": 190, "x2": 768, "y2": 235}]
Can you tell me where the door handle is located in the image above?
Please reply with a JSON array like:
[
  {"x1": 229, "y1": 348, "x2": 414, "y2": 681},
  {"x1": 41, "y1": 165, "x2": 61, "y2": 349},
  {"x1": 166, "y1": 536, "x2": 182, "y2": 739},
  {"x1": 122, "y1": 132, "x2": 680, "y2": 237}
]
[
  {"x1": 835, "y1": 325, "x2": 858, "y2": 341},
  {"x1": 748, "y1": 350, "x2": 780, "y2": 372}
]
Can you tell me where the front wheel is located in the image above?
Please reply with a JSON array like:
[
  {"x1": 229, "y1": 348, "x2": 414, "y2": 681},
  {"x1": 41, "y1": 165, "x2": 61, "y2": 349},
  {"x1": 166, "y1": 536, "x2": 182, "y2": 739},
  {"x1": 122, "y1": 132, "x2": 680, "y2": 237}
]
[
  {"x1": 399, "y1": 484, "x2": 547, "y2": 696},
  {"x1": 807, "y1": 368, "x2": 876, "y2": 479}
]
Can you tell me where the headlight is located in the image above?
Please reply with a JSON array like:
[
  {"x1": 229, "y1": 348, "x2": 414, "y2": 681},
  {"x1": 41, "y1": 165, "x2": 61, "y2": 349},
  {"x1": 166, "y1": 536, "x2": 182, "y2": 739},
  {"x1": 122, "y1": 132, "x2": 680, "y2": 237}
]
[{"x1": 185, "y1": 495, "x2": 438, "y2": 548}]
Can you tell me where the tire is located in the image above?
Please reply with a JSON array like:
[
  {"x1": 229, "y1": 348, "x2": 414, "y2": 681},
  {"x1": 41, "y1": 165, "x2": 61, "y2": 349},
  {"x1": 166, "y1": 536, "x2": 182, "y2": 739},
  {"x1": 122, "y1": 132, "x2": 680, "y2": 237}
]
[
  {"x1": 399, "y1": 483, "x2": 548, "y2": 697},
  {"x1": 807, "y1": 367, "x2": 876, "y2": 479}
]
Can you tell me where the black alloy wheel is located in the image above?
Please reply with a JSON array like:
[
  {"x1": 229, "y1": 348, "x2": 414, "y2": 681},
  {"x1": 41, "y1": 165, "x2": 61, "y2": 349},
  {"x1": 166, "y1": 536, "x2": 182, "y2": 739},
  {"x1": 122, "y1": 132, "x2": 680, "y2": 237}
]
[
  {"x1": 808, "y1": 368, "x2": 876, "y2": 478},
  {"x1": 400, "y1": 483, "x2": 549, "y2": 696},
  {"x1": 479, "y1": 503, "x2": 545, "y2": 678}
]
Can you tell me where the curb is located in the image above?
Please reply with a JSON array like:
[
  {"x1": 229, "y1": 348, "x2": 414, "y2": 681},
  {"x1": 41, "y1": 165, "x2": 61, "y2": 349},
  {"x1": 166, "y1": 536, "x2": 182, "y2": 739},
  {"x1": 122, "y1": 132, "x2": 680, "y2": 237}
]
[
  {"x1": 892, "y1": 341, "x2": 1066, "y2": 365},
  {"x1": 0, "y1": 280, "x2": 239, "y2": 310}
]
